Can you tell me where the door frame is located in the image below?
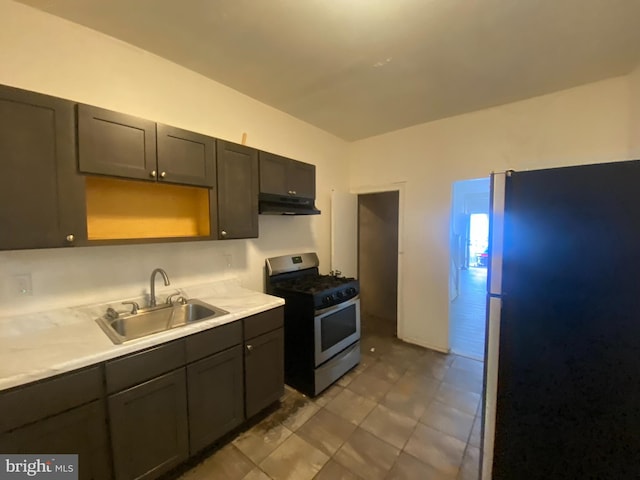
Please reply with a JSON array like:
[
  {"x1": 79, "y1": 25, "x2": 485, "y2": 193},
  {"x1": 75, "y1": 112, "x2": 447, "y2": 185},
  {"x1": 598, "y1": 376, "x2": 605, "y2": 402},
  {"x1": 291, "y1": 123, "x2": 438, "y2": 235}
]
[{"x1": 352, "y1": 182, "x2": 405, "y2": 341}]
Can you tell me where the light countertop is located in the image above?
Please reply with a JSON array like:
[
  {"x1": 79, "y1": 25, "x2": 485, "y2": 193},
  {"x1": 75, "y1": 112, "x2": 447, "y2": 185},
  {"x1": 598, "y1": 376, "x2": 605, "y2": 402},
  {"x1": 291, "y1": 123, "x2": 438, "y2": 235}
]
[{"x1": 0, "y1": 279, "x2": 284, "y2": 392}]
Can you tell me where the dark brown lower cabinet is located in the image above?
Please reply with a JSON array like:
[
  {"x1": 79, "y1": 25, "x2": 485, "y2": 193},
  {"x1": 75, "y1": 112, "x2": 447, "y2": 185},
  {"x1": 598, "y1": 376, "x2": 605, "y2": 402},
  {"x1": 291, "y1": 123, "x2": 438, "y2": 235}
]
[
  {"x1": 187, "y1": 345, "x2": 244, "y2": 454},
  {"x1": 0, "y1": 309, "x2": 284, "y2": 480},
  {"x1": 244, "y1": 327, "x2": 285, "y2": 418},
  {"x1": 108, "y1": 369, "x2": 189, "y2": 480},
  {"x1": 0, "y1": 400, "x2": 111, "y2": 480}
]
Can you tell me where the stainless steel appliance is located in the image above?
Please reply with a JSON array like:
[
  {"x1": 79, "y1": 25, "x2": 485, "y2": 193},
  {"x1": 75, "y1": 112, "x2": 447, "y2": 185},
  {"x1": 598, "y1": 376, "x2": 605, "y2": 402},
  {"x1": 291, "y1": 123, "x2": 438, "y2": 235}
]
[
  {"x1": 265, "y1": 252, "x2": 360, "y2": 396},
  {"x1": 483, "y1": 162, "x2": 640, "y2": 479}
]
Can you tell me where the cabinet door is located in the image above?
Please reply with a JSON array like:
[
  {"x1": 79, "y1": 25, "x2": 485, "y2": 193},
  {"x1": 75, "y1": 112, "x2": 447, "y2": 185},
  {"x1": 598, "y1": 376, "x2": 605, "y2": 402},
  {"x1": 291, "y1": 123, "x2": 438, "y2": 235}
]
[
  {"x1": 259, "y1": 151, "x2": 316, "y2": 199},
  {"x1": 187, "y1": 346, "x2": 244, "y2": 453},
  {"x1": 78, "y1": 104, "x2": 157, "y2": 181},
  {"x1": 217, "y1": 141, "x2": 259, "y2": 239},
  {"x1": 0, "y1": 85, "x2": 86, "y2": 249},
  {"x1": 157, "y1": 124, "x2": 216, "y2": 187},
  {"x1": 288, "y1": 159, "x2": 315, "y2": 198},
  {"x1": 108, "y1": 369, "x2": 188, "y2": 480},
  {"x1": 259, "y1": 151, "x2": 289, "y2": 196},
  {"x1": 0, "y1": 400, "x2": 111, "y2": 480},
  {"x1": 245, "y1": 328, "x2": 285, "y2": 418}
]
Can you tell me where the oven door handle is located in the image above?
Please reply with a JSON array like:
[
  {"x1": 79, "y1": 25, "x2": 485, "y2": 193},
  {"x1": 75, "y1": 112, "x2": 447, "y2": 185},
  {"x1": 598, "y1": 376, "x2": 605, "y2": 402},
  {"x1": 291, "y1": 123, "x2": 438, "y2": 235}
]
[{"x1": 315, "y1": 295, "x2": 360, "y2": 316}]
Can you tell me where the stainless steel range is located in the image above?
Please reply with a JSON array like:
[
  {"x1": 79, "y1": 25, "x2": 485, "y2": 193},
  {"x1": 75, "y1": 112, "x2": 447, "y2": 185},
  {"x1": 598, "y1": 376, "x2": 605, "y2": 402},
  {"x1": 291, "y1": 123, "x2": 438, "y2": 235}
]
[{"x1": 265, "y1": 252, "x2": 361, "y2": 396}]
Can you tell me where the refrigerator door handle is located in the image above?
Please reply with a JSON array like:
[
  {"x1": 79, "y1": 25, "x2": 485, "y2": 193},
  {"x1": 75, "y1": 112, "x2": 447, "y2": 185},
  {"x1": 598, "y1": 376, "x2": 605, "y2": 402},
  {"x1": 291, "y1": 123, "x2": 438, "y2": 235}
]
[{"x1": 488, "y1": 172, "x2": 507, "y2": 296}]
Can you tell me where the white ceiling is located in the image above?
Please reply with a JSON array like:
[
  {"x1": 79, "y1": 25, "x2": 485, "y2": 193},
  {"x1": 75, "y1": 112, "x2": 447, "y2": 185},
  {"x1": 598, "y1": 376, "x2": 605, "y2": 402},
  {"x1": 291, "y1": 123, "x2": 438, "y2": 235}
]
[{"x1": 16, "y1": 0, "x2": 640, "y2": 141}]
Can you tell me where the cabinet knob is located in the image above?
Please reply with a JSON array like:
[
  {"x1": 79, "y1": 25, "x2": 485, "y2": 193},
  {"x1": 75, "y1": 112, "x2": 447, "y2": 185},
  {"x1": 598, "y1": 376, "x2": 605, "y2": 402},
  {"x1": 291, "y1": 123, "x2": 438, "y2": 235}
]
[
  {"x1": 221, "y1": 230, "x2": 228, "y2": 237},
  {"x1": 150, "y1": 170, "x2": 157, "y2": 178},
  {"x1": 246, "y1": 344, "x2": 253, "y2": 352},
  {"x1": 288, "y1": 190, "x2": 297, "y2": 195},
  {"x1": 65, "y1": 234, "x2": 75, "y2": 243},
  {"x1": 160, "y1": 171, "x2": 166, "y2": 178}
]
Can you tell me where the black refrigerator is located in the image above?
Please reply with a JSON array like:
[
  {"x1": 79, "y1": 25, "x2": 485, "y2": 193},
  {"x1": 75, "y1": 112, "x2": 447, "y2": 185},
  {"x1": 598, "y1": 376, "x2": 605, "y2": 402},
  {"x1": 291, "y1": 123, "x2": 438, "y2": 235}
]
[{"x1": 482, "y1": 161, "x2": 640, "y2": 479}]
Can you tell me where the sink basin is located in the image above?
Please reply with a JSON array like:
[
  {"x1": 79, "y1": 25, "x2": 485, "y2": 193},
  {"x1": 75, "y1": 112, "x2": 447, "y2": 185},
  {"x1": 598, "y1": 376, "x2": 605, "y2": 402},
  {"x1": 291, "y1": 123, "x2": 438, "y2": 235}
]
[{"x1": 96, "y1": 299, "x2": 229, "y2": 344}]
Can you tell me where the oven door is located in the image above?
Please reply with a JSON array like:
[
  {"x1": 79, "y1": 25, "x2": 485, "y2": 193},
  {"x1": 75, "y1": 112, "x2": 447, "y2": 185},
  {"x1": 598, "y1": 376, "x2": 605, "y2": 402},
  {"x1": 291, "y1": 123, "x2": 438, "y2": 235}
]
[{"x1": 314, "y1": 296, "x2": 360, "y2": 367}]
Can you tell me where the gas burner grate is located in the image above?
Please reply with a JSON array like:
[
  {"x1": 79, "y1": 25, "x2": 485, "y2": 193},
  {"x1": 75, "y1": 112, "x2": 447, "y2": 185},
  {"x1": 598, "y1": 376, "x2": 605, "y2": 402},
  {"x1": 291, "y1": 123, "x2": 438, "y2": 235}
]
[{"x1": 276, "y1": 274, "x2": 356, "y2": 294}]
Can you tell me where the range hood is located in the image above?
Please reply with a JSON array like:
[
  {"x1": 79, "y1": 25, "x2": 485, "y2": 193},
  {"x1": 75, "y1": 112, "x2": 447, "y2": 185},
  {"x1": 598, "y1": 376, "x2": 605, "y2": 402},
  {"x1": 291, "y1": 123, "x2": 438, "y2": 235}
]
[{"x1": 259, "y1": 193, "x2": 321, "y2": 215}]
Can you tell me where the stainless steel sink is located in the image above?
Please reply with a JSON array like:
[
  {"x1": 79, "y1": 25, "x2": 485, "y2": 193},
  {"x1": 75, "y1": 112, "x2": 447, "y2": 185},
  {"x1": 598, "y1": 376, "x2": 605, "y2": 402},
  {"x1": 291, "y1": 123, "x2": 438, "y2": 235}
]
[{"x1": 96, "y1": 299, "x2": 229, "y2": 344}]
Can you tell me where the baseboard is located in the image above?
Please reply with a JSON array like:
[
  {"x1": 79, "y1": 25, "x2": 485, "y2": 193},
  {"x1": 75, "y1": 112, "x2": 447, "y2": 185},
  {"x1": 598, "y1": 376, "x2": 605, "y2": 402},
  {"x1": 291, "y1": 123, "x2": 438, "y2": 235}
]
[{"x1": 400, "y1": 335, "x2": 450, "y2": 355}]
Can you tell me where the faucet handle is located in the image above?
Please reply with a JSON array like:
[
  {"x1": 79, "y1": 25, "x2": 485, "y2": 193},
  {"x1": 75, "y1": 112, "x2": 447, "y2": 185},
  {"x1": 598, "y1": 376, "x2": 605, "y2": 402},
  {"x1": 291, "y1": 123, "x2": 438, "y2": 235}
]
[
  {"x1": 122, "y1": 301, "x2": 140, "y2": 314},
  {"x1": 176, "y1": 296, "x2": 188, "y2": 305},
  {"x1": 166, "y1": 291, "x2": 182, "y2": 305}
]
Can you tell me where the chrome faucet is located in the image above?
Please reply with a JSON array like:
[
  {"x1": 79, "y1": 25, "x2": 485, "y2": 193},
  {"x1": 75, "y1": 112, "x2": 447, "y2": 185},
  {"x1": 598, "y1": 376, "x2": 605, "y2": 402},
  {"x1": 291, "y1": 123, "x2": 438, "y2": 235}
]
[{"x1": 149, "y1": 268, "x2": 170, "y2": 307}]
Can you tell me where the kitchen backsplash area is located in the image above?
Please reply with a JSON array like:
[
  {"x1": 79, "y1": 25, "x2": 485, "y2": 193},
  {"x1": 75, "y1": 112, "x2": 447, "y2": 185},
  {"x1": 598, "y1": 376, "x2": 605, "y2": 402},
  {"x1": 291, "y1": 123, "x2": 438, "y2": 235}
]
[
  {"x1": 0, "y1": 241, "x2": 230, "y2": 318},
  {"x1": 0, "y1": 214, "x2": 320, "y2": 318}
]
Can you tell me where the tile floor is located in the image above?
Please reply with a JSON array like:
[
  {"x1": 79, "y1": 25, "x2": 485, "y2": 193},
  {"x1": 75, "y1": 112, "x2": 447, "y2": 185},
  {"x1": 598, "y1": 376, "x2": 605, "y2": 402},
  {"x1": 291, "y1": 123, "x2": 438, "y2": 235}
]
[
  {"x1": 450, "y1": 267, "x2": 487, "y2": 361},
  {"x1": 176, "y1": 324, "x2": 484, "y2": 480}
]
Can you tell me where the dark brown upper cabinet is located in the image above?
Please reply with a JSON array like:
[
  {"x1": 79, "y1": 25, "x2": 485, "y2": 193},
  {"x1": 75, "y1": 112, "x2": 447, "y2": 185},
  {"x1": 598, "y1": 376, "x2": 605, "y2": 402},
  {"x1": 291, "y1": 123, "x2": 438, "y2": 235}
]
[
  {"x1": 156, "y1": 124, "x2": 216, "y2": 187},
  {"x1": 216, "y1": 141, "x2": 259, "y2": 239},
  {"x1": 259, "y1": 151, "x2": 315, "y2": 199},
  {"x1": 78, "y1": 105, "x2": 216, "y2": 188},
  {"x1": 78, "y1": 104, "x2": 156, "y2": 182},
  {"x1": 0, "y1": 85, "x2": 86, "y2": 250}
]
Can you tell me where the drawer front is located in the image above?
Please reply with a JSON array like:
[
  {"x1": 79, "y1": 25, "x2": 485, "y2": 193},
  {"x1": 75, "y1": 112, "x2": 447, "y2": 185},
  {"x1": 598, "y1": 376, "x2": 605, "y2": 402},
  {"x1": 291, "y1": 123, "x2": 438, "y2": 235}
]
[
  {"x1": 0, "y1": 366, "x2": 103, "y2": 433},
  {"x1": 106, "y1": 340, "x2": 185, "y2": 394},
  {"x1": 244, "y1": 307, "x2": 284, "y2": 340},
  {"x1": 185, "y1": 321, "x2": 242, "y2": 363}
]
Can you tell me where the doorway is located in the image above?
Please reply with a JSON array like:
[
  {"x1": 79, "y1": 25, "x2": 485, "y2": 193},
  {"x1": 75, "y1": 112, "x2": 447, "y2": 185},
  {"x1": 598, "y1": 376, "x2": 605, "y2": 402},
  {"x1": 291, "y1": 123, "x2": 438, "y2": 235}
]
[
  {"x1": 469, "y1": 213, "x2": 489, "y2": 268},
  {"x1": 450, "y1": 178, "x2": 489, "y2": 360},
  {"x1": 358, "y1": 191, "x2": 399, "y2": 338}
]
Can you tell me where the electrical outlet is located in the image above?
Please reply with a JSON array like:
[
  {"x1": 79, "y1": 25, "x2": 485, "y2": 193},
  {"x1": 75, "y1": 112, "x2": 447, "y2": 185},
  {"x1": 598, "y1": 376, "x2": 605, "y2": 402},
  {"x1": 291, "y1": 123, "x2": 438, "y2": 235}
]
[
  {"x1": 224, "y1": 253, "x2": 233, "y2": 268},
  {"x1": 13, "y1": 274, "x2": 33, "y2": 296}
]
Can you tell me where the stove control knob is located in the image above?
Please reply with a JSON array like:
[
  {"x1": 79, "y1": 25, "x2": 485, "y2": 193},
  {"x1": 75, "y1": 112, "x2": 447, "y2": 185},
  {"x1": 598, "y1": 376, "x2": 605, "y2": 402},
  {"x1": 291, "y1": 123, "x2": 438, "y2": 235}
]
[
  {"x1": 336, "y1": 291, "x2": 344, "y2": 299},
  {"x1": 347, "y1": 287, "x2": 357, "y2": 296},
  {"x1": 323, "y1": 295, "x2": 333, "y2": 305}
]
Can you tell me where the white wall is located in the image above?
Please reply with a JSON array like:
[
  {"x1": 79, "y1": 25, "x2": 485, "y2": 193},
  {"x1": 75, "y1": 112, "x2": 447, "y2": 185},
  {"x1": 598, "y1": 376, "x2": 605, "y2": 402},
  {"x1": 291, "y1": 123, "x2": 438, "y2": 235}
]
[
  {"x1": 0, "y1": 0, "x2": 349, "y2": 317},
  {"x1": 348, "y1": 76, "x2": 632, "y2": 352},
  {"x1": 2, "y1": 0, "x2": 639, "y2": 352}
]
